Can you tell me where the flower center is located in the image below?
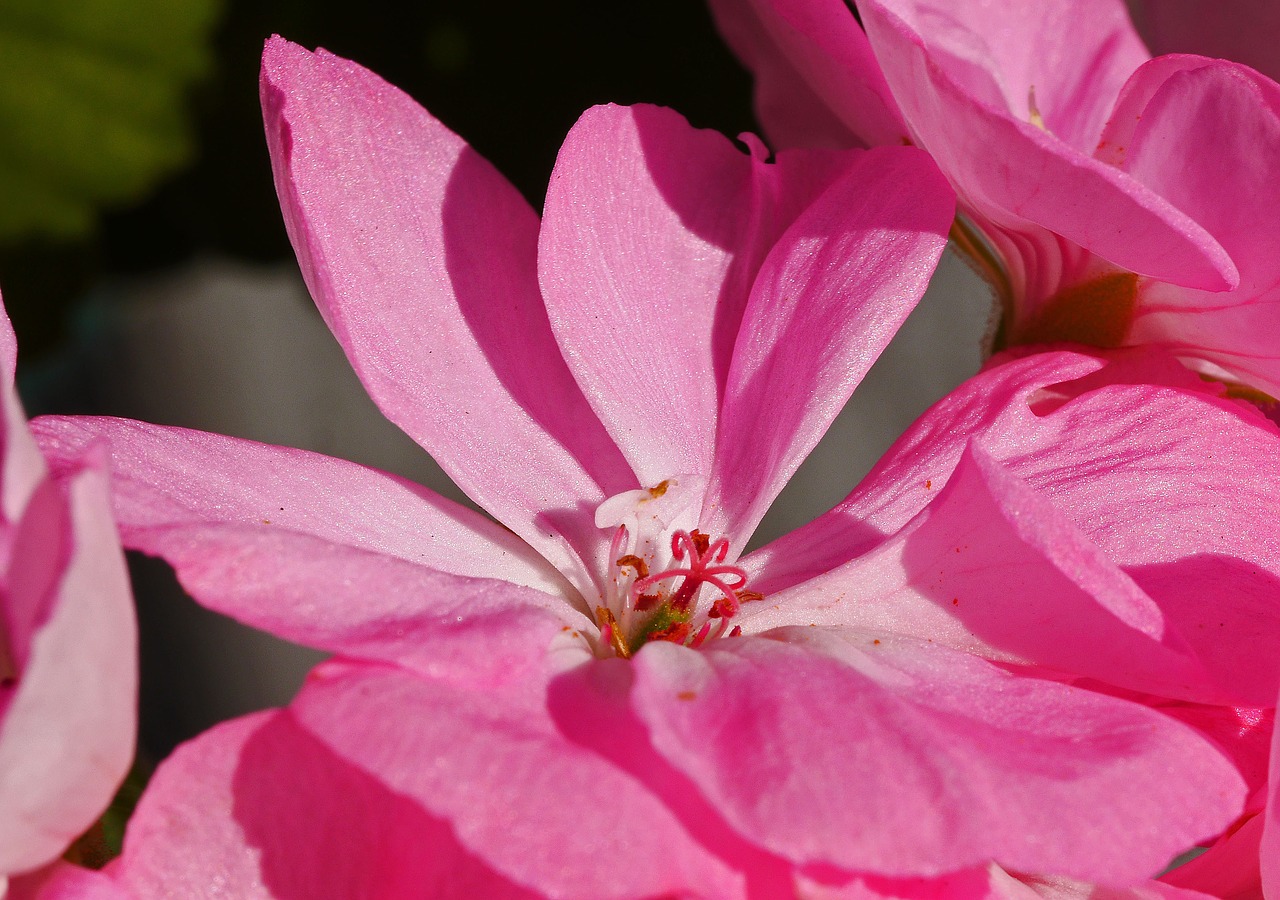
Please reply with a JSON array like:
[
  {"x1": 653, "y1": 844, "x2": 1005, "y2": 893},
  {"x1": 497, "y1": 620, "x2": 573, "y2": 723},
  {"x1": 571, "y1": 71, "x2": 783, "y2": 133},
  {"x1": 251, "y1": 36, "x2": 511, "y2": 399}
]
[
  {"x1": 1015, "y1": 271, "x2": 1139, "y2": 348},
  {"x1": 591, "y1": 479, "x2": 763, "y2": 658}
]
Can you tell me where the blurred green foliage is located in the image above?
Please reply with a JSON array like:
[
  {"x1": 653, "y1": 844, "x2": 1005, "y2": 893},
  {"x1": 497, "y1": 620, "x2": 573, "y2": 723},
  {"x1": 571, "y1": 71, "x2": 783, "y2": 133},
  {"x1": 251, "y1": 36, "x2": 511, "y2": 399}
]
[{"x1": 0, "y1": 0, "x2": 219, "y2": 239}]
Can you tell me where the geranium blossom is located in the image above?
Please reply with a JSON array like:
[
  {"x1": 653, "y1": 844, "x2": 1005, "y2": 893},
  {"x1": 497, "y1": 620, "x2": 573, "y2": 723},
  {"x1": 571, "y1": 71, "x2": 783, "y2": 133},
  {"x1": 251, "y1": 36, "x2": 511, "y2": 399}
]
[
  {"x1": 708, "y1": 0, "x2": 1280, "y2": 398},
  {"x1": 28, "y1": 38, "x2": 1269, "y2": 895},
  {"x1": 0, "y1": 297, "x2": 136, "y2": 887}
]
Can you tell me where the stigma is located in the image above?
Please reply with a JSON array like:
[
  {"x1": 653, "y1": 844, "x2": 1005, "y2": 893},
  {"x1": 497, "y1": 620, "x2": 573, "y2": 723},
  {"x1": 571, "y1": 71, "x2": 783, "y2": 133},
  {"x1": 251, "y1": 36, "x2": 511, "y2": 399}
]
[{"x1": 591, "y1": 478, "x2": 762, "y2": 658}]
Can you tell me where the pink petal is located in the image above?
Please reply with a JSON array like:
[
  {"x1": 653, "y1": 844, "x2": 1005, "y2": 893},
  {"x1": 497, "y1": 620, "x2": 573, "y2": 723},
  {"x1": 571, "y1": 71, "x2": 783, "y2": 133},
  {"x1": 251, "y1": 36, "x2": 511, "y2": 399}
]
[
  {"x1": 134, "y1": 524, "x2": 578, "y2": 687},
  {"x1": 292, "y1": 660, "x2": 747, "y2": 899},
  {"x1": 706, "y1": 0, "x2": 865, "y2": 149},
  {"x1": 32, "y1": 416, "x2": 562, "y2": 592},
  {"x1": 0, "y1": 459, "x2": 136, "y2": 875},
  {"x1": 112, "y1": 710, "x2": 540, "y2": 898},
  {"x1": 794, "y1": 865, "x2": 1042, "y2": 899},
  {"x1": 538, "y1": 103, "x2": 851, "y2": 486},
  {"x1": 706, "y1": 0, "x2": 907, "y2": 148},
  {"x1": 630, "y1": 630, "x2": 1244, "y2": 881},
  {"x1": 8, "y1": 863, "x2": 134, "y2": 900},
  {"x1": 1263, "y1": 699, "x2": 1280, "y2": 896},
  {"x1": 1160, "y1": 812, "x2": 1265, "y2": 897},
  {"x1": 866, "y1": 0, "x2": 1148, "y2": 150},
  {"x1": 747, "y1": 349, "x2": 1280, "y2": 706},
  {"x1": 704, "y1": 145, "x2": 952, "y2": 544},
  {"x1": 857, "y1": 0, "x2": 1237, "y2": 293},
  {"x1": 1023, "y1": 873, "x2": 1216, "y2": 900},
  {"x1": 741, "y1": 444, "x2": 1216, "y2": 701},
  {"x1": 31, "y1": 417, "x2": 581, "y2": 685},
  {"x1": 1107, "y1": 60, "x2": 1280, "y2": 396},
  {"x1": 260, "y1": 37, "x2": 632, "y2": 576},
  {"x1": 0, "y1": 303, "x2": 44, "y2": 527},
  {"x1": 1158, "y1": 704, "x2": 1274, "y2": 802}
]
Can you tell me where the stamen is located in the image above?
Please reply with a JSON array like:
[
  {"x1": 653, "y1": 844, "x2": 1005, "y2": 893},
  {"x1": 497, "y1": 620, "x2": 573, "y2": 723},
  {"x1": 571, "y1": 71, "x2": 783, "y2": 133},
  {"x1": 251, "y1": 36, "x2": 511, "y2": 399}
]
[
  {"x1": 688, "y1": 621, "x2": 714, "y2": 649},
  {"x1": 632, "y1": 529, "x2": 749, "y2": 615},
  {"x1": 649, "y1": 620, "x2": 692, "y2": 644},
  {"x1": 1027, "y1": 85, "x2": 1046, "y2": 130},
  {"x1": 616, "y1": 554, "x2": 649, "y2": 579},
  {"x1": 596, "y1": 606, "x2": 631, "y2": 659}
]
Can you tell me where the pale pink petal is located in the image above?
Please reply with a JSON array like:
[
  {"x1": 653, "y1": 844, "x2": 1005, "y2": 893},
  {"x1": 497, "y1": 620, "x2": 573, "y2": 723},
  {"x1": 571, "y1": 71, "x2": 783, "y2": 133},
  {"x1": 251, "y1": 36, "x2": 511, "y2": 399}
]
[
  {"x1": 866, "y1": 0, "x2": 1148, "y2": 150},
  {"x1": 794, "y1": 865, "x2": 1041, "y2": 899},
  {"x1": 0, "y1": 459, "x2": 136, "y2": 875},
  {"x1": 704, "y1": 145, "x2": 952, "y2": 544},
  {"x1": 31, "y1": 415, "x2": 563, "y2": 593},
  {"x1": 538, "y1": 103, "x2": 851, "y2": 485},
  {"x1": 1023, "y1": 872, "x2": 1216, "y2": 899},
  {"x1": 112, "y1": 710, "x2": 540, "y2": 899},
  {"x1": 741, "y1": 444, "x2": 1216, "y2": 701},
  {"x1": 1158, "y1": 704, "x2": 1274, "y2": 802},
  {"x1": 742, "y1": 352, "x2": 1106, "y2": 593},
  {"x1": 260, "y1": 37, "x2": 632, "y2": 577},
  {"x1": 1109, "y1": 60, "x2": 1280, "y2": 396},
  {"x1": 8, "y1": 863, "x2": 134, "y2": 900},
  {"x1": 857, "y1": 0, "x2": 1237, "y2": 293},
  {"x1": 630, "y1": 630, "x2": 1243, "y2": 881},
  {"x1": 747, "y1": 349, "x2": 1280, "y2": 705},
  {"x1": 706, "y1": 0, "x2": 864, "y2": 149},
  {"x1": 292, "y1": 660, "x2": 747, "y2": 899},
  {"x1": 137, "y1": 524, "x2": 579, "y2": 687},
  {"x1": 0, "y1": 302, "x2": 43, "y2": 526},
  {"x1": 1094, "y1": 56, "x2": 1214, "y2": 161},
  {"x1": 1129, "y1": 0, "x2": 1280, "y2": 85},
  {"x1": 706, "y1": 0, "x2": 907, "y2": 148}
]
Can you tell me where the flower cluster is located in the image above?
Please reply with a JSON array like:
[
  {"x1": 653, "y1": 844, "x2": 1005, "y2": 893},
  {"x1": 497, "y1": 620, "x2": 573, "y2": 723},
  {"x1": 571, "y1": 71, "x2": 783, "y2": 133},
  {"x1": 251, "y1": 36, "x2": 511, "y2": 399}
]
[{"x1": 6, "y1": 1, "x2": 1280, "y2": 897}]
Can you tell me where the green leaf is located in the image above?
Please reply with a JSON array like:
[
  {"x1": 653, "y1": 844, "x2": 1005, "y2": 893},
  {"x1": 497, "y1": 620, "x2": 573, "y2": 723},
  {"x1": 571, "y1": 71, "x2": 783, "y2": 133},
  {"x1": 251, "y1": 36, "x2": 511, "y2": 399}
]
[{"x1": 0, "y1": 0, "x2": 220, "y2": 239}]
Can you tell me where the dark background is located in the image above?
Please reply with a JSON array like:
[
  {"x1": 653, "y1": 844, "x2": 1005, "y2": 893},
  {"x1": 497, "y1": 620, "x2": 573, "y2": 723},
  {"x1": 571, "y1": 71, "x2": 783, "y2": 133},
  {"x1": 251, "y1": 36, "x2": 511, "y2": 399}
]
[{"x1": 1, "y1": 1, "x2": 756, "y2": 359}]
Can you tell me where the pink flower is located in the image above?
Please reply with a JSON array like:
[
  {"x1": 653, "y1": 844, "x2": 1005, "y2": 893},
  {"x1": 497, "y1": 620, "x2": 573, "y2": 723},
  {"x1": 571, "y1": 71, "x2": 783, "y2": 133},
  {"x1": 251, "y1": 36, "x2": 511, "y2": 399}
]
[
  {"x1": 0, "y1": 298, "x2": 136, "y2": 885},
  {"x1": 709, "y1": 0, "x2": 1280, "y2": 398},
  {"x1": 31, "y1": 38, "x2": 1269, "y2": 894},
  {"x1": 1154, "y1": 695, "x2": 1280, "y2": 898}
]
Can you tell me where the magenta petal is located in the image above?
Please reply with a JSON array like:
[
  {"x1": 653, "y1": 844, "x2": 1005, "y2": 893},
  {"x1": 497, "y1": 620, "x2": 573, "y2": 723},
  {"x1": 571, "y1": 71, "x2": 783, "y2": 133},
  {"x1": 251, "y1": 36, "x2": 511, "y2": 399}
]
[
  {"x1": 113, "y1": 710, "x2": 539, "y2": 898},
  {"x1": 795, "y1": 865, "x2": 1043, "y2": 899},
  {"x1": 0, "y1": 460, "x2": 135, "y2": 875},
  {"x1": 1159, "y1": 812, "x2": 1265, "y2": 897},
  {"x1": 748, "y1": 349, "x2": 1280, "y2": 705},
  {"x1": 32, "y1": 416, "x2": 562, "y2": 592},
  {"x1": 743, "y1": 444, "x2": 1216, "y2": 701},
  {"x1": 1112, "y1": 60, "x2": 1280, "y2": 395},
  {"x1": 1263, "y1": 701, "x2": 1280, "y2": 896},
  {"x1": 260, "y1": 37, "x2": 632, "y2": 573},
  {"x1": 705, "y1": 145, "x2": 952, "y2": 543},
  {"x1": 706, "y1": 0, "x2": 907, "y2": 149},
  {"x1": 857, "y1": 0, "x2": 1237, "y2": 292},
  {"x1": 630, "y1": 631, "x2": 1244, "y2": 881},
  {"x1": 292, "y1": 660, "x2": 745, "y2": 899}
]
